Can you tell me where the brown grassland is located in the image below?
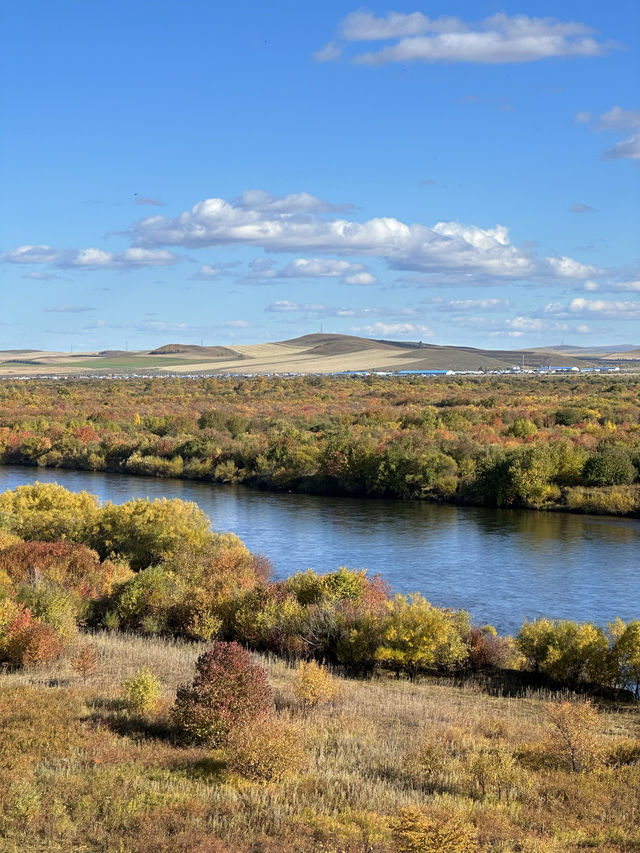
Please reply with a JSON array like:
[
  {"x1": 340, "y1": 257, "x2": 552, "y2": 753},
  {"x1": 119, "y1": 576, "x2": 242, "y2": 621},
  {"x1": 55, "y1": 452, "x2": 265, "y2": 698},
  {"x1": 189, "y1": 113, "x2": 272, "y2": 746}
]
[{"x1": 1, "y1": 630, "x2": 639, "y2": 853}]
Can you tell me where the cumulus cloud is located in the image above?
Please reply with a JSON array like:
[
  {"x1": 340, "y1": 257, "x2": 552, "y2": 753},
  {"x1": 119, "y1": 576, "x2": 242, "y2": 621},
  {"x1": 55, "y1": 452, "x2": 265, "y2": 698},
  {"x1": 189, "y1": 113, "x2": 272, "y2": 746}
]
[
  {"x1": 3, "y1": 244, "x2": 179, "y2": 270},
  {"x1": 546, "y1": 297, "x2": 640, "y2": 319},
  {"x1": 129, "y1": 191, "x2": 596, "y2": 283},
  {"x1": 63, "y1": 248, "x2": 180, "y2": 269},
  {"x1": 578, "y1": 106, "x2": 640, "y2": 163},
  {"x1": 248, "y1": 256, "x2": 377, "y2": 285},
  {"x1": 193, "y1": 264, "x2": 223, "y2": 279},
  {"x1": 4, "y1": 245, "x2": 60, "y2": 264},
  {"x1": 318, "y1": 11, "x2": 614, "y2": 65}
]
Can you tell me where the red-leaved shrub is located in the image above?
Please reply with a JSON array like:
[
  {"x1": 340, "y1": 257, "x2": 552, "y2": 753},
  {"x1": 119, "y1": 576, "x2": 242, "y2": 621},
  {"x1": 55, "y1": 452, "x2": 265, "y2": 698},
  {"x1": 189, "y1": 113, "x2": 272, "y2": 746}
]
[{"x1": 172, "y1": 641, "x2": 272, "y2": 745}]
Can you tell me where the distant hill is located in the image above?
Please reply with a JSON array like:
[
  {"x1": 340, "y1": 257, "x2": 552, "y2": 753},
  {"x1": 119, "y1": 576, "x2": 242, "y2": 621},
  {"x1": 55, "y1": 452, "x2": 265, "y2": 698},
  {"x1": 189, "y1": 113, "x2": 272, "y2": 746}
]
[
  {"x1": 1, "y1": 333, "x2": 637, "y2": 377},
  {"x1": 530, "y1": 344, "x2": 639, "y2": 356},
  {"x1": 150, "y1": 344, "x2": 240, "y2": 358},
  {"x1": 601, "y1": 348, "x2": 640, "y2": 361}
]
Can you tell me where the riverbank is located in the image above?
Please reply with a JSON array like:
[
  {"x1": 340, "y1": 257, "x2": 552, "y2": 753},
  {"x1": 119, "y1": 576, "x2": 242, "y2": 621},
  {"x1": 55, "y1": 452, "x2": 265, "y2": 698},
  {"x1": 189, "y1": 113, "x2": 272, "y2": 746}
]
[{"x1": 1, "y1": 465, "x2": 639, "y2": 634}]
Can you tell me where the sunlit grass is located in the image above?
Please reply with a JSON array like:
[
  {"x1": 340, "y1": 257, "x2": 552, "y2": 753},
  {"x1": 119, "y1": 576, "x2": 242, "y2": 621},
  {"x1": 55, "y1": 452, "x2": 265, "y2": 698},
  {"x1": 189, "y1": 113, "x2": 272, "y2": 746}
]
[{"x1": 1, "y1": 630, "x2": 638, "y2": 852}]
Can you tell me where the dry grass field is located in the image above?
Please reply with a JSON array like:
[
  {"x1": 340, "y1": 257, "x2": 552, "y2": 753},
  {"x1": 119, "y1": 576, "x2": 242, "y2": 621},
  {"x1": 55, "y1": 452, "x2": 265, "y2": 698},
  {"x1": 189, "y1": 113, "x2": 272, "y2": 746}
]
[{"x1": 1, "y1": 631, "x2": 639, "y2": 852}]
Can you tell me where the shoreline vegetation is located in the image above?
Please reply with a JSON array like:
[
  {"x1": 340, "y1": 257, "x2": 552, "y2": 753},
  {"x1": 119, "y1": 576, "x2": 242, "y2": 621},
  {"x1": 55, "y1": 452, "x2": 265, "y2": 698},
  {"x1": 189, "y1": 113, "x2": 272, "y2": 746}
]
[
  {"x1": 1, "y1": 483, "x2": 638, "y2": 696},
  {"x1": 0, "y1": 374, "x2": 638, "y2": 517},
  {"x1": 0, "y1": 483, "x2": 639, "y2": 852}
]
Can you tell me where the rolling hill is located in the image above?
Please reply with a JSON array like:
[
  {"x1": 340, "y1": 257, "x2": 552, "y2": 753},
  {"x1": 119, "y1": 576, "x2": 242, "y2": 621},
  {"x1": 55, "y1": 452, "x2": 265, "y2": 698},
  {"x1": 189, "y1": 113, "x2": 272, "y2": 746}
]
[{"x1": 0, "y1": 334, "x2": 637, "y2": 377}]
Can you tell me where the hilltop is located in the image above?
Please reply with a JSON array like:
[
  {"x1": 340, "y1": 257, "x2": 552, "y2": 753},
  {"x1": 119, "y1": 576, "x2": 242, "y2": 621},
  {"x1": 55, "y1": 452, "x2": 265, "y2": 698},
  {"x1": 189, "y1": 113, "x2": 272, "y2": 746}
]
[{"x1": 0, "y1": 333, "x2": 638, "y2": 377}]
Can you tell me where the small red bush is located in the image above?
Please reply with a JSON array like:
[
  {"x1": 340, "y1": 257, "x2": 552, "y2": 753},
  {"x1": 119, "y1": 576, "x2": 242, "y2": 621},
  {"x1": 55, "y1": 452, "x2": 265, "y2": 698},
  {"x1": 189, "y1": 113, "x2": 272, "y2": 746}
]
[{"x1": 172, "y1": 641, "x2": 272, "y2": 745}]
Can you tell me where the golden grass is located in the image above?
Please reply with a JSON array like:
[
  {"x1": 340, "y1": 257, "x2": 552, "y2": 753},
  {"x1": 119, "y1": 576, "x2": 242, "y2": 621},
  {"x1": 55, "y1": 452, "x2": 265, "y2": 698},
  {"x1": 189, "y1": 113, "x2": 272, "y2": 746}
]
[{"x1": 1, "y1": 631, "x2": 639, "y2": 852}]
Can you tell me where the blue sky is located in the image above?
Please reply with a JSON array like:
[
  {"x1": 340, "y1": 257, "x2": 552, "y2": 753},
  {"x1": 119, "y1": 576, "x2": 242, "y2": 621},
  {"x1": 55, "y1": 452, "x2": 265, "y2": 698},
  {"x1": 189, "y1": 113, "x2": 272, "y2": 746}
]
[{"x1": 1, "y1": 0, "x2": 639, "y2": 351}]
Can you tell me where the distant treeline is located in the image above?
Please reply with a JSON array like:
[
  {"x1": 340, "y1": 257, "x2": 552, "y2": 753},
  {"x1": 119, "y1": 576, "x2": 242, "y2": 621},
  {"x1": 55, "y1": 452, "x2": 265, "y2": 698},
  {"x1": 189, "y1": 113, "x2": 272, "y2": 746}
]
[
  {"x1": 0, "y1": 374, "x2": 639, "y2": 515},
  {"x1": 0, "y1": 483, "x2": 638, "y2": 698}
]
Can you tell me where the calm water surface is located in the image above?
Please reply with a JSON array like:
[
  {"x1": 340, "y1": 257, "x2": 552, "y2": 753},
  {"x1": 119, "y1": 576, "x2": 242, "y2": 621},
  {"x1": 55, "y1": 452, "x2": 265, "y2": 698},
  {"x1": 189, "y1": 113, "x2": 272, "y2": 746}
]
[{"x1": 1, "y1": 465, "x2": 638, "y2": 634}]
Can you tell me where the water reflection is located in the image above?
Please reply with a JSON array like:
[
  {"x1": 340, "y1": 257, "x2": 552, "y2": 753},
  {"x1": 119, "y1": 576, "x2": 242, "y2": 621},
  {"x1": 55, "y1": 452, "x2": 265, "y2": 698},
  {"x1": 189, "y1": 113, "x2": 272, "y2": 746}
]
[{"x1": 0, "y1": 465, "x2": 637, "y2": 634}]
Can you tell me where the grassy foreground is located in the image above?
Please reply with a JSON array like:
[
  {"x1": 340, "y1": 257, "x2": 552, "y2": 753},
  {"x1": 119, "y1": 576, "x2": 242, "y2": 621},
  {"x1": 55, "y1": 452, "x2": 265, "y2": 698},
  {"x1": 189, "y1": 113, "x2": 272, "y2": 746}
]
[{"x1": 1, "y1": 631, "x2": 639, "y2": 853}]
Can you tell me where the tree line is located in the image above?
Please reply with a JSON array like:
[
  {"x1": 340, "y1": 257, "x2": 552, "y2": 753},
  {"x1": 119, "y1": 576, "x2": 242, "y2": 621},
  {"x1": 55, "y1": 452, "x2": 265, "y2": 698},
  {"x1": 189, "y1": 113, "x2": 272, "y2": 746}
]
[{"x1": 0, "y1": 374, "x2": 638, "y2": 515}]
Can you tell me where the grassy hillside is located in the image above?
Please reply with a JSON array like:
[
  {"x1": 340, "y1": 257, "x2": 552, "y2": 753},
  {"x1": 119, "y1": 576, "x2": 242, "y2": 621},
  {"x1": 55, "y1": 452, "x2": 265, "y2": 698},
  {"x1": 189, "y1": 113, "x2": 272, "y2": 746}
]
[
  {"x1": 1, "y1": 333, "x2": 630, "y2": 377},
  {"x1": 1, "y1": 630, "x2": 638, "y2": 853}
]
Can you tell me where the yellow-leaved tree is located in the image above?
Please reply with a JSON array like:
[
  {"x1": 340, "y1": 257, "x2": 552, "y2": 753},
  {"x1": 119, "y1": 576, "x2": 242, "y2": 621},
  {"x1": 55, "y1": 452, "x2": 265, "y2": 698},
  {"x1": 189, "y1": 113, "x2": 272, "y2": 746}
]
[{"x1": 375, "y1": 594, "x2": 468, "y2": 679}]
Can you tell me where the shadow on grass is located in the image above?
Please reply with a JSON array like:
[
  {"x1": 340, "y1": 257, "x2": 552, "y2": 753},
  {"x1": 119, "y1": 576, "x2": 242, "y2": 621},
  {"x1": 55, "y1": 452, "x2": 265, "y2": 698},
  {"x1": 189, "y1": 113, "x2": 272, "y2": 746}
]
[
  {"x1": 86, "y1": 696, "x2": 179, "y2": 742},
  {"x1": 171, "y1": 754, "x2": 226, "y2": 783}
]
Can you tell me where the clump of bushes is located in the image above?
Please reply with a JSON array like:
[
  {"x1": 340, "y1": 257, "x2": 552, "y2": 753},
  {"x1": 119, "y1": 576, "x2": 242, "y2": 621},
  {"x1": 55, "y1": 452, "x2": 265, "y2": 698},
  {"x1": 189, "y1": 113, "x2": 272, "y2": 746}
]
[{"x1": 172, "y1": 642, "x2": 272, "y2": 745}]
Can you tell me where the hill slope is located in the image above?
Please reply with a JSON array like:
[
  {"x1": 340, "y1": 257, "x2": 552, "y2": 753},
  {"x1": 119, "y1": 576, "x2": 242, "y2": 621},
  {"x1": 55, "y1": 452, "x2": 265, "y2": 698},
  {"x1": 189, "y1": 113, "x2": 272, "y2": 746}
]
[{"x1": 0, "y1": 333, "x2": 634, "y2": 376}]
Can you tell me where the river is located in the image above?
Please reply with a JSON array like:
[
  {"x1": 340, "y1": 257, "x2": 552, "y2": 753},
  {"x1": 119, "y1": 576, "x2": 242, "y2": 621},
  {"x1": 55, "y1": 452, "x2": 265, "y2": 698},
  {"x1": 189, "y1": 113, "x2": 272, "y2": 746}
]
[{"x1": 0, "y1": 465, "x2": 638, "y2": 634}]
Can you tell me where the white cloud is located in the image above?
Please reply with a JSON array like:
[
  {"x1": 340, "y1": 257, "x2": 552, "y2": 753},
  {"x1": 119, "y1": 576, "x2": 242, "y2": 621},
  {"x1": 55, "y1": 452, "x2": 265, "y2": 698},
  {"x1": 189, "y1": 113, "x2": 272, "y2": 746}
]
[
  {"x1": 314, "y1": 41, "x2": 342, "y2": 62},
  {"x1": 263, "y1": 257, "x2": 378, "y2": 285},
  {"x1": 545, "y1": 256, "x2": 600, "y2": 278},
  {"x1": 579, "y1": 106, "x2": 640, "y2": 163},
  {"x1": 351, "y1": 322, "x2": 433, "y2": 339},
  {"x1": 344, "y1": 272, "x2": 376, "y2": 285},
  {"x1": 131, "y1": 191, "x2": 595, "y2": 283},
  {"x1": 193, "y1": 264, "x2": 222, "y2": 279},
  {"x1": 267, "y1": 300, "x2": 327, "y2": 313},
  {"x1": 596, "y1": 107, "x2": 640, "y2": 131},
  {"x1": 3, "y1": 244, "x2": 179, "y2": 270},
  {"x1": 508, "y1": 316, "x2": 545, "y2": 331},
  {"x1": 65, "y1": 247, "x2": 179, "y2": 269},
  {"x1": 321, "y1": 12, "x2": 614, "y2": 65},
  {"x1": 339, "y1": 10, "x2": 434, "y2": 41},
  {"x1": 425, "y1": 297, "x2": 510, "y2": 312},
  {"x1": 4, "y1": 245, "x2": 60, "y2": 264},
  {"x1": 266, "y1": 301, "x2": 417, "y2": 321},
  {"x1": 278, "y1": 258, "x2": 366, "y2": 278},
  {"x1": 231, "y1": 189, "x2": 352, "y2": 214},
  {"x1": 546, "y1": 297, "x2": 640, "y2": 319}
]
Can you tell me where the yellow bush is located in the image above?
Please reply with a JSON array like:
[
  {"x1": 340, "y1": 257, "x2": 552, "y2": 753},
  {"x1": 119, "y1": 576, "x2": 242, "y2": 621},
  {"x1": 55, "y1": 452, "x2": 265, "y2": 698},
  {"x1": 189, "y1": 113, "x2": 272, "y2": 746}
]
[
  {"x1": 226, "y1": 717, "x2": 306, "y2": 783},
  {"x1": 293, "y1": 659, "x2": 338, "y2": 708},
  {"x1": 544, "y1": 699, "x2": 603, "y2": 772},
  {"x1": 122, "y1": 667, "x2": 162, "y2": 714},
  {"x1": 391, "y1": 807, "x2": 477, "y2": 853}
]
